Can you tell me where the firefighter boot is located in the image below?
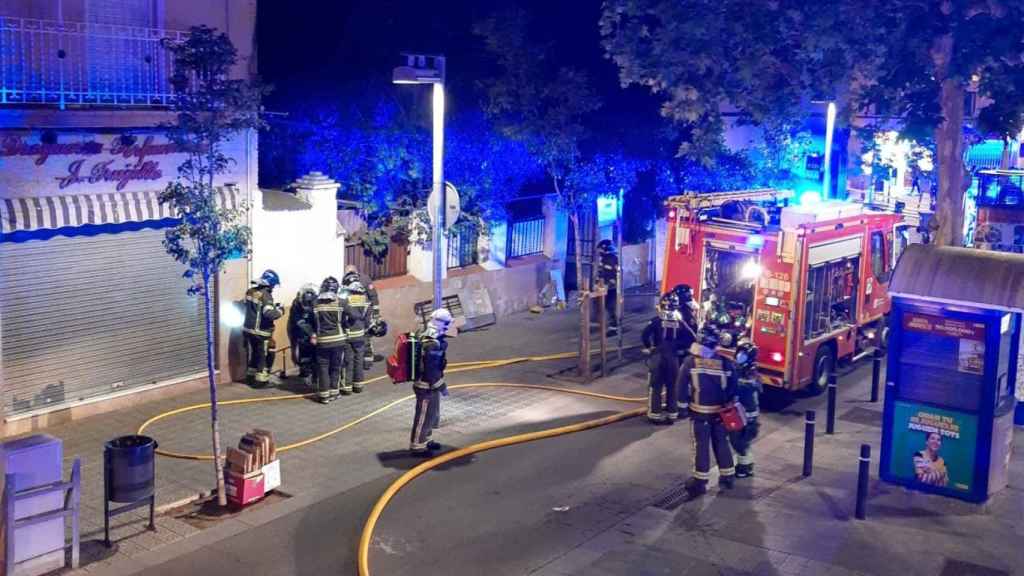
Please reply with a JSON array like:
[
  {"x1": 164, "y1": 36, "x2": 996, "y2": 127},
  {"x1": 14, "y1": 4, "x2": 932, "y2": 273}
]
[
  {"x1": 684, "y1": 477, "x2": 708, "y2": 499},
  {"x1": 736, "y1": 463, "x2": 755, "y2": 478},
  {"x1": 719, "y1": 475, "x2": 736, "y2": 490}
]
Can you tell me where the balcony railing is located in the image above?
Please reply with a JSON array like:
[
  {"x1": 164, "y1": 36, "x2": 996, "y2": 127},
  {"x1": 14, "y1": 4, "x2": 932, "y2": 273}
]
[{"x1": 0, "y1": 17, "x2": 184, "y2": 109}]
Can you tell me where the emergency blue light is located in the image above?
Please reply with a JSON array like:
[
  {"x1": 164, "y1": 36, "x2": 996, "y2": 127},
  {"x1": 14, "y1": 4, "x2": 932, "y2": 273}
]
[
  {"x1": 799, "y1": 190, "x2": 822, "y2": 206},
  {"x1": 746, "y1": 235, "x2": 765, "y2": 249}
]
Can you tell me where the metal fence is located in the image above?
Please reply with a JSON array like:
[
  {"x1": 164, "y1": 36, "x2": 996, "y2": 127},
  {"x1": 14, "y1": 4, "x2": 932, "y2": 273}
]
[
  {"x1": 447, "y1": 222, "x2": 479, "y2": 269},
  {"x1": 0, "y1": 17, "x2": 183, "y2": 108},
  {"x1": 507, "y1": 217, "x2": 545, "y2": 259},
  {"x1": 345, "y1": 241, "x2": 408, "y2": 281}
]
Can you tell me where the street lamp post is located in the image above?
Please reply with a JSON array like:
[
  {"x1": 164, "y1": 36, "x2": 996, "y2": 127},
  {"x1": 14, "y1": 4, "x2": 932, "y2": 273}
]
[{"x1": 394, "y1": 53, "x2": 446, "y2": 310}]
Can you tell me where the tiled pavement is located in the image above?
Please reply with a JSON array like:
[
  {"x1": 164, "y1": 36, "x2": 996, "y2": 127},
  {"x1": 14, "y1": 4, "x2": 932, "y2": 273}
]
[{"x1": 5, "y1": 306, "x2": 652, "y2": 573}]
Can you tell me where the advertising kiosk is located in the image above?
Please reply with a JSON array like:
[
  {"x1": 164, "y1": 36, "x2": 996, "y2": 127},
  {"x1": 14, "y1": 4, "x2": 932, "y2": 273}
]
[{"x1": 881, "y1": 245, "x2": 1023, "y2": 503}]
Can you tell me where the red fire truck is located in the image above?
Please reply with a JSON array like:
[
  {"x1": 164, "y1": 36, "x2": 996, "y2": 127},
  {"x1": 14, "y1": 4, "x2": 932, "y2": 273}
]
[{"x1": 662, "y1": 189, "x2": 911, "y2": 393}]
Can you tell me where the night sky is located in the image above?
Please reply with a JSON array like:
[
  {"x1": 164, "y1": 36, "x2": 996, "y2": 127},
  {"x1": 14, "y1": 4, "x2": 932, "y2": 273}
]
[{"x1": 256, "y1": 0, "x2": 664, "y2": 153}]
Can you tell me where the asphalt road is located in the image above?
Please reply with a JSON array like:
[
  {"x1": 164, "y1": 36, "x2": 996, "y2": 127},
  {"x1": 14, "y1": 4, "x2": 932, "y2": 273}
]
[{"x1": 138, "y1": 361, "x2": 874, "y2": 576}]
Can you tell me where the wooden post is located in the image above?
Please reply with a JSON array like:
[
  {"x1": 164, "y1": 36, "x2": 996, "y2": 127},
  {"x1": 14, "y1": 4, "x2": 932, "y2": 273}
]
[
  {"x1": 598, "y1": 289, "x2": 608, "y2": 378},
  {"x1": 580, "y1": 291, "x2": 592, "y2": 381}
]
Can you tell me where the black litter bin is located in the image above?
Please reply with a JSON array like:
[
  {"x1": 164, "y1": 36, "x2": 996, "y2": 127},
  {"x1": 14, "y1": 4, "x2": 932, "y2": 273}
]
[{"x1": 104, "y1": 435, "x2": 157, "y2": 547}]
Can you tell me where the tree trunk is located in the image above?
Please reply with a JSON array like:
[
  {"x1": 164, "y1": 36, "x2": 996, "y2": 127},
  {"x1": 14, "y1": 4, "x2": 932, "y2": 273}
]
[
  {"x1": 933, "y1": 79, "x2": 966, "y2": 247},
  {"x1": 570, "y1": 210, "x2": 591, "y2": 380},
  {"x1": 203, "y1": 268, "x2": 227, "y2": 506}
]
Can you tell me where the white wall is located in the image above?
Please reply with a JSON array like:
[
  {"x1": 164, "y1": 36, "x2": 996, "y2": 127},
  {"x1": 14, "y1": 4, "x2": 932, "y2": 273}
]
[{"x1": 250, "y1": 177, "x2": 344, "y2": 305}]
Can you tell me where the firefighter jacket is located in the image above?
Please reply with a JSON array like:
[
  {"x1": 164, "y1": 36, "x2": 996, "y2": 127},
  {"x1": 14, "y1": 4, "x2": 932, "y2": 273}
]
[
  {"x1": 313, "y1": 293, "x2": 351, "y2": 349},
  {"x1": 365, "y1": 278, "x2": 381, "y2": 322},
  {"x1": 243, "y1": 286, "x2": 281, "y2": 338},
  {"x1": 344, "y1": 289, "x2": 372, "y2": 340},
  {"x1": 737, "y1": 376, "x2": 761, "y2": 418},
  {"x1": 598, "y1": 252, "x2": 619, "y2": 286},
  {"x1": 679, "y1": 347, "x2": 738, "y2": 415},
  {"x1": 414, "y1": 333, "x2": 448, "y2": 390},
  {"x1": 642, "y1": 311, "x2": 690, "y2": 358}
]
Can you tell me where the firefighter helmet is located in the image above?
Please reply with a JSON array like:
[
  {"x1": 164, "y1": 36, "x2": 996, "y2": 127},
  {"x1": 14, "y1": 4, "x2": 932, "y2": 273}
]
[
  {"x1": 258, "y1": 269, "x2": 280, "y2": 288},
  {"x1": 346, "y1": 280, "x2": 366, "y2": 294},
  {"x1": 429, "y1": 308, "x2": 454, "y2": 335},
  {"x1": 320, "y1": 276, "x2": 340, "y2": 295},
  {"x1": 735, "y1": 339, "x2": 758, "y2": 370},
  {"x1": 699, "y1": 325, "x2": 721, "y2": 349},
  {"x1": 659, "y1": 291, "x2": 680, "y2": 312},
  {"x1": 597, "y1": 239, "x2": 614, "y2": 254},
  {"x1": 342, "y1": 270, "x2": 361, "y2": 286},
  {"x1": 672, "y1": 284, "x2": 694, "y2": 304}
]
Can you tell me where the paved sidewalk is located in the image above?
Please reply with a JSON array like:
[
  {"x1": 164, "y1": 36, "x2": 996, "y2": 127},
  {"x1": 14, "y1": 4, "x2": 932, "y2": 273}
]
[
  {"x1": 8, "y1": 305, "x2": 650, "y2": 574},
  {"x1": 529, "y1": 373, "x2": 1024, "y2": 576}
]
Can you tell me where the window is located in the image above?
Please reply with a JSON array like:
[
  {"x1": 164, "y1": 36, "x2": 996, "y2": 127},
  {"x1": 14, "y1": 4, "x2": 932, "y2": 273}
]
[
  {"x1": 893, "y1": 227, "x2": 911, "y2": 266},
  {"x1": 871, "y1": 231, "x2": 886, "y2": 281}
]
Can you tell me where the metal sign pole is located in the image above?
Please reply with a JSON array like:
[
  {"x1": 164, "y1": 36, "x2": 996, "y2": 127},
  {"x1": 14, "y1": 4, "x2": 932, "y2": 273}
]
[{"x1": 616, "y1": 188, "x2": 624, "y2": 360}]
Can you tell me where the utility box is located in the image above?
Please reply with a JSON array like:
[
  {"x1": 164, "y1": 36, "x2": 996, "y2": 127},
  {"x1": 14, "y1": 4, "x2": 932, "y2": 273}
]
[
  {"x1": 1, "y1": 435, "x2": 65, "y2": 576},
  {"x1": 881, "y1": 245, "x2": 1023, "y2": 503}
]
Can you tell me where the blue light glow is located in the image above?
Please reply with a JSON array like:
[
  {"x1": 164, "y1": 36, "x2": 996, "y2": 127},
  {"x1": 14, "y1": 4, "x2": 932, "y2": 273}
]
[{"x1": 746, "y1": 235, "x2": 765, "y2": 249}]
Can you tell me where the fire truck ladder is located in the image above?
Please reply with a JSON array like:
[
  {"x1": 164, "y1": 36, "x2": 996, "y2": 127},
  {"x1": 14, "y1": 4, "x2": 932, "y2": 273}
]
[{"x1": 666, "y1": 188, "x2": 794, "y2": 215}]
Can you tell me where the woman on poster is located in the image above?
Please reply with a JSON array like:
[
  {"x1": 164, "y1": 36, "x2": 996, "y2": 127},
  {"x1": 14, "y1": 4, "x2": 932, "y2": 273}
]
[{"x1": 912, "y1": 432, "x2": 949, "y2": 487}]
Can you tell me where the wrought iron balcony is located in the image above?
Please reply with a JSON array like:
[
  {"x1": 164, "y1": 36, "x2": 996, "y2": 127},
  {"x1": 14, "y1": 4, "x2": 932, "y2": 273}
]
[{"x1": 0, "y1": 16, "x2": 184, "y2": 109}]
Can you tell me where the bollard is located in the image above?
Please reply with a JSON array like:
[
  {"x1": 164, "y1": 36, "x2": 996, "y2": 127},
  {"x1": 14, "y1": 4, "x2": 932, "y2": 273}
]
[
  {"x1": 826, "y1": 373, "x2": 837, "y2": 435},
  {"x1": 803, "y1": 410, "x2": 815, "y2": 477},
  {"x1": 870, "y1": 348, "x2": 882, "y2": 403},
  {"x1": 855, "y1": 444, "x2": 871, "y2": 519}
]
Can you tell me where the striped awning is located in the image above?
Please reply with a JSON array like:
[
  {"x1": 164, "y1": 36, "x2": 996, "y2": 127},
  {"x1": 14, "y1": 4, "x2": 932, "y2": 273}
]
[{"x1": 0, "y1": 188, "x2": 242, "y2": 235}]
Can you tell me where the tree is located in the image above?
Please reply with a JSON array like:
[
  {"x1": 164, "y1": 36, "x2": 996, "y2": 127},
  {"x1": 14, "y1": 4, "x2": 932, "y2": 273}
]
[
  {"x1": 475, "y1": 7, "x2": 603, "y2": 376},
  {"x1": 853, "y1": 1, "x2": 1024, "y2": 245},
  {"x1": 264, "y1": 92, "x2": 536, "y2": 261},
  {"x1": 602, "y1": 0, "x2": 1024, "y2": 246},
  {"x1": 160, "y1": 26, "x2": 267, "y2": 506}
]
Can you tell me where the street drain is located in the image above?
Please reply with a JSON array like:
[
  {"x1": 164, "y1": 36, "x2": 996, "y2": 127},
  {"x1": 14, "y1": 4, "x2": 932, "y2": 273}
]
[
  {"x1": 651, "y1": 480, "x2": 690, "y2": 511},
  {"x1": 940, "y1": 559, "x2": 1009, "y2": 576}
]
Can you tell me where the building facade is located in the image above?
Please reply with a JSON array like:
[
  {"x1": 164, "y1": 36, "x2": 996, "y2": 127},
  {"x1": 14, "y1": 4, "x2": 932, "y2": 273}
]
[{"x1": 0, "y1": 0, "x2": 258, "y2": 435}]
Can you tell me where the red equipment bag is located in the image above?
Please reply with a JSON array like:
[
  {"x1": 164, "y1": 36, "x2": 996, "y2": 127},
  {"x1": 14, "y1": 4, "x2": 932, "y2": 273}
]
[
  {"x1": 386, "y1": 332, "x2": 421, "y2": 384},
  {"x1": 719, "y1": 403, "x2": 748, "y2": 433}
]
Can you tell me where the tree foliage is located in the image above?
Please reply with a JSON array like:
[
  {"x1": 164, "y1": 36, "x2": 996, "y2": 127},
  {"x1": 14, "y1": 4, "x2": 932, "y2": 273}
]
[
  {"x1": 159, "y1": 25, "x2": 267, "y2": 506},
  {"x1": 602, "y1": 0, "x2": 1024, "y2": 245},
  {"x1": 264, "y1": 91, "x2": 537, "y2": 257}
]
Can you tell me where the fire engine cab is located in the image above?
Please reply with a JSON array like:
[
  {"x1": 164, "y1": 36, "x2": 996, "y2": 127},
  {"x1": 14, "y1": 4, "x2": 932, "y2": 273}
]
[{"x1": 662, "y1": 189, "x2": 911, "y2": 393}]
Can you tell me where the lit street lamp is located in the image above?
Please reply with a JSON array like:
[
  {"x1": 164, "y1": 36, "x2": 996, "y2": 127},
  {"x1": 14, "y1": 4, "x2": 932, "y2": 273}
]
[{"x1": 393, "y1": 53, "x2": 446, "y2": 310}]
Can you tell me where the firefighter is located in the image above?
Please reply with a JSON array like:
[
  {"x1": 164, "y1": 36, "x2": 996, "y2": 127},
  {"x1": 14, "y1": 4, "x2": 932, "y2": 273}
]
[
  {"x1": 642, "y1": 292, "x2": 687, "y2": 424},
  {"x1": 596, "y1": 239, "x2": 619, "y2": 333},
  {"x1": 679, "y1": 325, "x2": 739, "y2": 497},
  {"x1": 671, "y1": 283, "x2": 701, "y2": 412},
  {"x1": 341, "y1": 277, "x2": 372, "y2": 394},
  {"x1": 312, "y1": 276, "x2": 350, "y2": 404},
  {"x1": 345, "y1": 265, "x2": 383, "y2": 369},
  {"x1": 730, "y1": 339, "x2": 761, "y2": 478},
  {"x1": 410, "y1": 308, "x2": 453, "y2": 456},
  {"x1": 287, "y1": 283, "x2": 319, "y2": 389},
  {"x1": 243, "y1": 270, "x2": 283, "y2": 388}
]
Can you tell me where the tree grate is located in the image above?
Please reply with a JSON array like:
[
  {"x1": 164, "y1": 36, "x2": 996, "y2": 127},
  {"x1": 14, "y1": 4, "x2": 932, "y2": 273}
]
[
  {"x1": 651, "y1": 480, "x2": 691, "y2": 511},
  {"x1": 940, "y1": 559, "x2": 1010, "y2": 576},
  {"x1": 838, "y1": 406, "x2": 883, "y2": 428}
]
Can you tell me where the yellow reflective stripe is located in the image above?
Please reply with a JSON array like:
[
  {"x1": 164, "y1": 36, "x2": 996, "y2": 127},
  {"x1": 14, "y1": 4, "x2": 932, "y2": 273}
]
[
  {"x1": 689, "y1": 404, "x2": 726, "y2": 414},
  {"x1": 347, "y1": 330, "x2": 366, "y2": 337},
  {"x1": 318, "y1": 333, "x2": 347, "y2": 343},
  {"x1": 243, "y1": 328, "x2": 272, "y2": 337},
  {"x1": 314, "y1": 306, "x2": 344, "y2": 312}
]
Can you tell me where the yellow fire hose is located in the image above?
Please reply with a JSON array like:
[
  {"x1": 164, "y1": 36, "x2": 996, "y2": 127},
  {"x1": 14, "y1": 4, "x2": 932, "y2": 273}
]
[
  {"x1": 137, "y1": 349, "x2": 643, "y2": 460},
  {"x1": 356, "y1": 405, "x2": 646, "y2": 576},
  {"x1": 134, "y1": 347, "x2": 649, "y2": 576}
]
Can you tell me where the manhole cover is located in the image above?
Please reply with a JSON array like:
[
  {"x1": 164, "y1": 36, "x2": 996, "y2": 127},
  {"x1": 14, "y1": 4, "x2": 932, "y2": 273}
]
[
  {"x1": 940, "y1": 559, "x2": 1009, "y2": 576},
  {"x1": 651, "y1": 480, "x2": 690, "y2": 511},
  {"x1": 838, "y1": 406, "x2": 883, "y2": 427}
]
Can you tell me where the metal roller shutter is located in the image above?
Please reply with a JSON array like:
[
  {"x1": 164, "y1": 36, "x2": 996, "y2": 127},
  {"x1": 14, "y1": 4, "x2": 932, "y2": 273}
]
[{"x1": 1, "y1": 226, "x2": 207, "y2": 417}]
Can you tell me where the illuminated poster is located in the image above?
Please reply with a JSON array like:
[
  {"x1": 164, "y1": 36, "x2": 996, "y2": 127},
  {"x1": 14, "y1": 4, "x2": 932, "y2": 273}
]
[
  {"x1": 888, "y1": 401, "x2": 978, "y2": 493},
  {"x1": 903, "y1": 313, "x2": 986, "y2": 375}
]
